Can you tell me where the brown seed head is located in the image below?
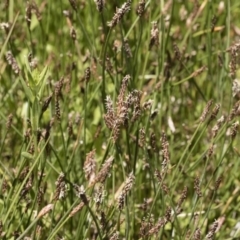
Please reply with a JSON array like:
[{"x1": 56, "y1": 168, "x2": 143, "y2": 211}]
[
  {"x1": 194, "y1": 176, "x2": 202, "y2": 198},
  {"x1": 107, "y1": 1, "x2": 131, "y2": 28},
  {"x1": 84, "y1": 150, "x2": 96, "y2": 184},
  {"x1": 5, "y1": 51, "x2": 20, "y2": 75},
  {"x1": 94, "y1": 0, "x2": 105, "y2": 12},
  {"x1": 92, "y1": 156, "x2": 114, "y2": 185},
  {"x1": 206, "y1": 220, "x2": 218, "y2": 239},
  {"x1": 200, "y1": 99, "x2": 213, "y2": 123},
  {"x1": 136, "y1": 0, "x2": 145, "y2": 17}
]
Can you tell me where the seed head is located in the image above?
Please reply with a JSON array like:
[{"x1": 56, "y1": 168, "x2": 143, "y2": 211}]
[
  {"x1": 118, "y1": 172, "x2": 135, "y2": 210},
  {"x1": 84, "y1": 150, "x2": 96, "y2": 184},
  {"x1": 94, "y1": 0, "x2": 105, "y2": 12},
  {"x1": 91, "y1": 156, "x2": 114, "y2": 185},
  {"x1": 5, "y1": 51, "x2": 20, "y2": 75},
  {"x1": 136, "y1": 0, "x2": 145, "y2": 17},
  {"x1": 107, "y1": 1, "x2": 131, "y2": 28},
  {"x1": 200, "y1": 99, "x2": 213, "y2": 123}
]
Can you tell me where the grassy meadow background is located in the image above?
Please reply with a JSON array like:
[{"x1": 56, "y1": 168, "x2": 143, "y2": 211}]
[{"x1": 0, "y1": 0, "x2": 240, "y2": 239}]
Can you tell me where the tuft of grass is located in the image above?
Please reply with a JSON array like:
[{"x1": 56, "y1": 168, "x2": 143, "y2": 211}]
[{"x1": 0, "y1": 0, "x2": 240, "y2": 239}]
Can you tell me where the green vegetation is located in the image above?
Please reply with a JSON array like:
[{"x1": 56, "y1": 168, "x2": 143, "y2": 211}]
[{"x1": 0, "y1": 0, "x2": 240, "y2": 239}]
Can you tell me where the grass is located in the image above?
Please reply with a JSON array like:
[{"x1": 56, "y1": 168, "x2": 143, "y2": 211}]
[{"x1": 0, "y1": 0, "x2": 240, "y2": 239}]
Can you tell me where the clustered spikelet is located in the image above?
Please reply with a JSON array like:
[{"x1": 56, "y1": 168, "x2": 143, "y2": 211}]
[
  {"x1": 211, "y1": 115, "x2": 225, "y2": 138},
  {"x1": 118, "y1": 172, "x2": 135, "y2": 210},
  {"x1": 209, "y1": 103, "x2": 220, "y2": 123},
  {"x1": 207, "y1": 143, "x2": 214, "y2": 158},
  {"x1": 84, "y1": 67, "x2": 91, "y2": 82},
  {"x1": 232, "y1": 79, "x2": 240, "y2": 98},
  {"x1": 206, "y1": 220, "x2": 218, "y2": 239},
  {"x1": 230, "y1": 121, "x2": 239, "y2": 139},
  {"x1": 136, "y1": 0, "x2": 145, "y2": 17},
  {"x1": 200, "y1": 99, "x2": 213, "y2": 123},
  {"x1": 73, "y1": 184, "x2": 88, "y2": 204},
  {"x1": 0, "y1": 22, "x2": 11, "y2": 34},
  {"x1": 186, "y1": 0, "x2": 200, "y2": 27},
  {"x1": 25, "y1": 1, "x2": 41, "y2": 27},
  {"x1": 104, "y1": 96, "x2": 115, "y2": 129},
  {"x1": 27, "y1": 52, "x2": 38, "y2": 70},
  {"x1": 94, "y1": 0, "x2": 105, "y2": 12},
  {"x1": 147, "y1": 218, "x2": 166, "y2": 236},
  {"x1": 194, "y1": 228, "x2": 201, "y2": 240},
  {"x1": 176, "y1": 186, "x2": 188, "y2": 214},
  {"x1": 147, "y1": 207, "x2": 172, "y2": 236},
  {"x1": 104, "y1": 75, "x2": 146, "y2": 142},
  {"x1": 140, "y1": 214, "x2": 154, "y2": 237},
  {"x1": 228, "y1": 42, "x2": 240, "y2": 78},
  {"x1": 84, "y1": 150, "x2": 96, "y2": 184},
  {"x1": 154, "y1": 169, "x2": 162, "y2": 183},
  {"x1": 94, "y1": 185, "x2": 105, "y2": 209},
  {"x1": 142, "y1": 99, "x2": 153, "y2": 110},
  {"x1": 91, "y1": 156, "x2": 114, "y2": 185},
  {"x1": 69, "y1": 201, "x2": 86, "y2": 217},
  {"x1": 53, "y1": 173, "x2": 67, "y2": 201},
  {"x1": 37, "y1": 204, "x2": 53, "y2": 218},
  {"x1": 55, "y1": 78, "x2": 64, "y2": 97},
  {"x1": 194, "y1": 176, "x2": 202, "y2": 198},
  {"x1": 149, "y1": 21, "x2": 159, "y2": 50},
  {"x1": 191, "y1": 66, "x2": 207, "y2": 77},
  {"x1": 130, "y1": 92, "x2": 141, "y2": 122},
  {"x1": 107, "y1": 1, "x2": 131, "y2": 28},
  {"x1": 228, "y1": 100, "x2": 240, "y2": 121},
  {"x1": 104, "y1": 75, "x2": 131, "y2": 142},
  {"x1": 164, "y1": 206, "x2": 172, "y2": 222},
  {"x1": 5, "y1": 51, "x2": 20, "y2": 75},
  {"x1": 117, "y1": 75, "x2": 130, "y2": 116},
  {"x1": 109, "y1": 232, "x2": 119, "y2": 240}
]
